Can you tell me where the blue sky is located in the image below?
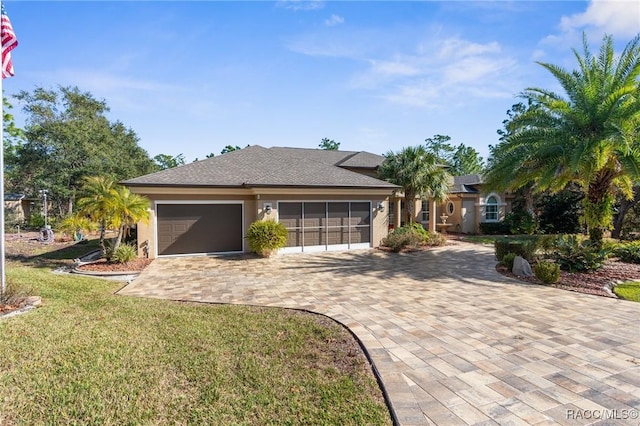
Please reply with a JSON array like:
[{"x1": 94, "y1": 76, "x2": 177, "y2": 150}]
[{"x1": 2, "y1": 1, "x2": 639, "y2": 163}]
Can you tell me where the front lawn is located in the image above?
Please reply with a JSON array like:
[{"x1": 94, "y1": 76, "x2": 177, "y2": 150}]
[
  {"x1": 0, "y1": 260, "x2": 390, "y2": 424},
  {"x1": 613, "y1": 281, "x2": 640, "y2": 302}
]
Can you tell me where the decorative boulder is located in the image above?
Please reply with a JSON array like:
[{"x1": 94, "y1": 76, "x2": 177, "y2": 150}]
[{"x1": 512, "y1": 255, "x2": 533, "y2": 277}]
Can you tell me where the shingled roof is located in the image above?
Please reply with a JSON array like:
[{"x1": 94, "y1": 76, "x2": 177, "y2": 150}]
[
  {"x1": 124, "y1": 145, "x2": 397, "y2": 189},
  {"x1": 268, "y1": 147, "x2": 385, "y2": 169},
  {"x1": 450, "y1": 174, "x2": 483, "y2": 193}
]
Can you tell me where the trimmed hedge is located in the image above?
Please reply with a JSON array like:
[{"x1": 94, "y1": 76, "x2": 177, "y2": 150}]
[
  {"x1": 494, "y1": 238, "x2": 538, "y2": 261},
  {"x1": 480, "y1": 221, "x2": 511, "y2": 235}
]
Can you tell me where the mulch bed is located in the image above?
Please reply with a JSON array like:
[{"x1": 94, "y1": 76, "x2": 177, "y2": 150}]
[
  {"x1": 76, "y1": 258, "x2": 154, "y2": 272},
  {"x1": 497, "y1": 259, "x2": 640, "y2": 298}
]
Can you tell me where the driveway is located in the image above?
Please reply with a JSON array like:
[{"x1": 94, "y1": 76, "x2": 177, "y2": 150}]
[{"x1": 119, "y1": 241, "x2": 640, "y2": 425}]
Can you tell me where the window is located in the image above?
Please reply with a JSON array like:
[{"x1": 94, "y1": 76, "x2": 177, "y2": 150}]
[
  {"x1": 421, "y1": 200, "x2": 429, "y2": 223},
  {"x1": 446, "y1": 201, "x2": 455, "y2": 216},
  {"x1": 486, "y1": 195, "x2": 498, "y2": 221}
]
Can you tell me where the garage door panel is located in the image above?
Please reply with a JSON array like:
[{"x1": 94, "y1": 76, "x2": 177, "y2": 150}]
[
  {"x1": 303, "y1": 203, "x2": 326, "y2": 227},
  {"x1": 279, "y1": 201, "x2": 371, "y2": 251},
  {"x1": 303, "y1": 228, "x2": 326, "y2": 246},
  {"x1": 157, "y1": 204, "x2": 242, "y2": 256},
  {"x1": 328, "y1": 203, "x2": 349, "y2": 227},
  {"x1": 351, "y1": 227, "x2": 371, "y2": 244},
  {"x1": 327, "y1": 229, "x2": 349, "y2": 245},
  {"x1": 279, "y1": 202, "x2": 302, "y2": 228},
  {"x1": 285, "y1": 229, "x2": 302, "y2": 247},
  {"x1": 350, "y1": 202, "x2": 371, "y2": 226}
]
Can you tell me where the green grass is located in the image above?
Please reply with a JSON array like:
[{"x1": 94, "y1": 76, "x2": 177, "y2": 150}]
[
  {"x1": 460, "y1": 235, "x2": 501, "y2": 244},
  {"x1": 0, "y1": 263, "x2": 391, "y2": 425},
  {"x1": 613, "y1": 281, "x2": 640, "y2": 302}
]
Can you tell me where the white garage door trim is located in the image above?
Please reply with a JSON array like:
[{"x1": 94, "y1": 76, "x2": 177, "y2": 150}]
[
  {"x1": 155, "y1": 200, "x2": 244, "y2": 257},
  {"x1": 277, "y1": 200, "x2": 372, "y2": 254}
]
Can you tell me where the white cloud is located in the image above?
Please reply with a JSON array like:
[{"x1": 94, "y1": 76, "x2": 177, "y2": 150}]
[
  {"x1": 560, "y1": 0, "x2": 640, "y2": 38},
  {"x1": 435, "y1": 39, "x2": 502, "y2": 59},
  {"x1": 352, "y1": 37, "x2": 517, "y2": 107},
  {"x1": 369, "y1": 58, "x2": 421, "y2": 77},
  {"x1": 324, "y1": 14, "x2": 344, "y2": 27},
  {"x1": 277, "y1": 0, "x2": 324, "y2": 12},
  {"x1": 28, "y1": 68, "x2": 182, "y2": 114}
]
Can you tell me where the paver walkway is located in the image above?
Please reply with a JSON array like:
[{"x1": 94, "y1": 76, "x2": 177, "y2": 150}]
[{"x1": 119, "y1": 241, "x2": 640, "y2": 425}]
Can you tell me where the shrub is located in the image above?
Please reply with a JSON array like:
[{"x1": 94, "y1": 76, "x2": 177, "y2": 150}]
[
  {"x1": 382, "y1": 229, "x2": 424, "y2": 252},
  {"x1": 494, "y1": 238, "x2": 538, "y2": 261},
  {"x1": 112, "y1": 243, "x2": 137, "y2": 264},
  {"x1": 58, "y1": 214, "x2": 97, "y2": 241},
  {"x1": 534, "y1": 261, "x2": 560, "y2": 284},
  {"x1": 537, "y1": 188, "x2": 583, "y2": 234},
  {"x1": 246, "y1": 220, "x2": 288, "y2": 257},
  {"x1": 425, "y1": 231, "x2": 447, "y2": 247},
  {"x1": 26, "y1": 213, "x2": 45, "y2": 230},
  {"x1": 504, "y1": 210, "x2": 537, "y2": 235},
  {"x1": 502, "y1": 252, "x2": 516, "y2": 272},
  {"x1": 551, "y1": 235, "x2": 608, "y2": 272},
  {"x1": 394, "y1": 222, "x2": 428, "y2": 237},
  {"x1": 613, "y1": 241, "x2": 640, "y2": 264},
  {"x1": 382, "y1": 224, "x2": 446, "y2": 251},
  {"x1": 480, "y1": 221, "x2": 511, "y2": 235}
]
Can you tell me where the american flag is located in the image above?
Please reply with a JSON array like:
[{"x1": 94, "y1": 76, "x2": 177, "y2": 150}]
[{"x1": 1, "y1": 4, "x2": 18, "y2": 79}]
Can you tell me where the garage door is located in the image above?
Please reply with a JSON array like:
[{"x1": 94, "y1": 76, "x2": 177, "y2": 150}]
[
  {"x1": 278, "y1": 202, "x2": 370, "y2": 253},
  {"x1": 157, "y1": 203, "x2": 243, "y2": 256}
]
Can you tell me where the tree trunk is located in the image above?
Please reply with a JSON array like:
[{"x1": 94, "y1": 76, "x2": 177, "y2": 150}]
[
  {"x1": 588, "y1": 227, "x2": 605, "y2": 249},
  {"x1": 611, "y1": 187, "x2": 640, "y2": 239},
  {"x1": 585, "y1": 171, "x2": 614, "y2": 249},
  {"x1": 113, "y1": 225, "x2": 125, "y2": 254},
  {"x1": 405, "y1": 192, "x2": 415, "y2": 225},
  {"x1": 524, "y1": 186, "x2": 534, "y2": 215},
  {"x1": 99, "y1": 218, "x2": 107, "y2": 255}
]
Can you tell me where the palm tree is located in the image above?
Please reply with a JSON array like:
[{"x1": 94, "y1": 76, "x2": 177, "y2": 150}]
[
  {"x1": 378, "y1": 145, "x2": 450, "y2": 225},
  {"x1": 76, "y1": 176, "x2": 115, "y2": 254},
  {"x1": 485, "y1": 33, "x2": 640, "y2": 247},
  {"x1": 109, "y1": 186, "x2": 149, "y2": 253}
]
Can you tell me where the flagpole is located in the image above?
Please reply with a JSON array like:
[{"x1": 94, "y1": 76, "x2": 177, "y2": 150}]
[
  {"x1": 1, "y1": 1, "x2": 19, "y2": 298},
  {"x1": 1, "y1": 73, "x2": 5, "y2": 297}
]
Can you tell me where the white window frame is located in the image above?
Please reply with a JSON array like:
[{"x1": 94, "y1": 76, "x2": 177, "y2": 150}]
[
  {"x1": 446, "y1": 201, "x2": 455, "y2": 216},
  {"x1": 421, "y1": 200, "x2": 429, "y2": 223},
  {"x1": 485, "y1": 195, "x2": 499, "y2": 222}
]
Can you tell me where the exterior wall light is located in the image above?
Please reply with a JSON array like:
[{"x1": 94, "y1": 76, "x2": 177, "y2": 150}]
[
  {"x1": 264, "y1": 203, "x2": 272, "y2": 215},
  {"x1": 377, "y1": 202, "x2": 385, "y2": 213}
]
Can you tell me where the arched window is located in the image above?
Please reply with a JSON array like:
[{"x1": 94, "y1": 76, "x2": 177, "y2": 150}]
[{"x1": 486, "y1": 195, "x2": 499, "y2": 221}]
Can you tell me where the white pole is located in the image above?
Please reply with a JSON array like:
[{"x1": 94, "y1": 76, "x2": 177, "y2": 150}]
[{"x1": 1, "y1": 73, "x2": 6, "y2": 297}]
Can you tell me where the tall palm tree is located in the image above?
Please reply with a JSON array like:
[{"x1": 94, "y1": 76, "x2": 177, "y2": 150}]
[
  {"x1": 378, "y1": 145, "x2": 450, "y2": 225},
  {"x1": 485, "y1": 33, "x2": 640, "y2": 247},
  {"x1": 108, "y1": 186, "x2": 149, "y2": 253},
  {"x1": 76, "y1": 176, "x2": 115, "y2": 254}
]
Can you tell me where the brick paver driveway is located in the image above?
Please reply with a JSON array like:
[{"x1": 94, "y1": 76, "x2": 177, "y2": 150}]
[{"x1": 119, "y1": 241, "x2": 640, "y2": 425}]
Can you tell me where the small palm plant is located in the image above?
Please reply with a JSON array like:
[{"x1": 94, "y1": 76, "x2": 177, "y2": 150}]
[{"x1": 58, "y1": 214, "x2": 97, "y2": 241}]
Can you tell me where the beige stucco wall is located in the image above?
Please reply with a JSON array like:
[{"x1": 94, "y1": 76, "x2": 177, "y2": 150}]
[{"x1": 129, "y1": 186, "x2": 393, "y2": 258}]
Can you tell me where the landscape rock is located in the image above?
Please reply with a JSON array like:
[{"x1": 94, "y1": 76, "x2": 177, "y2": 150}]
[{"x1": 513, "y1": 256, "x2": 533, "y2": 277}]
